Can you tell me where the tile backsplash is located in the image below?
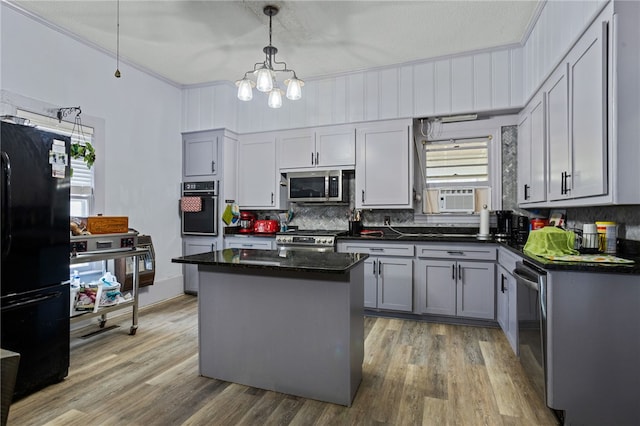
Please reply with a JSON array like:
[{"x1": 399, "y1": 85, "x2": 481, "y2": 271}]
[{"x1": 564, "y1": 206, "x2": 639, "y2": 241}]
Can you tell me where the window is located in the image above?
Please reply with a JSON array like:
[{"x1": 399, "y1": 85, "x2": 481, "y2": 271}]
[
  {"x1": 16, "y1": 110, "x2": 95, "y2": 216},
  {"x1": 424, "y1": 136, "x2": 490, "y2": 187}
]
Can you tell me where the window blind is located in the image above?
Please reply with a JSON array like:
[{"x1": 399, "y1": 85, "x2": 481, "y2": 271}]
[{"x1": 425, "y1": 136, "x2": 489, "y2": 185}]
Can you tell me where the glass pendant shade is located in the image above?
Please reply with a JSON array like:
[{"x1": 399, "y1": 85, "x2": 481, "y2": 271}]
[
  {"x1": 268, "y1": 88, "x2": 283, "y2": 109},
  {"x1": 285, "y1": 77, "x2": 303, "y2": 100},
  {"x1": 255, "y1": 67, "x2": 274, "y2": 92},
  {"x1": 236, "y1": 78, "x2": 254, "y2": 101}
]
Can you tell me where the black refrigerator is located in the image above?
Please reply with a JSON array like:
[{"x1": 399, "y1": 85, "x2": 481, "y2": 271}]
[{"x1": 1, "y1": 120, "x2": 71, "y2": 400}]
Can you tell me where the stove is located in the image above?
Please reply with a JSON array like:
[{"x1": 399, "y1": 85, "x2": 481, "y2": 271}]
[{"x1": 275, "y1": 230, "x2": 347, "y2": 252}]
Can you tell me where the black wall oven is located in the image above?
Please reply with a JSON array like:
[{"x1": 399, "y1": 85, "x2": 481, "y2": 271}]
[{"x1": 181, "y1": 181, "x2": 218, "y2": 236}]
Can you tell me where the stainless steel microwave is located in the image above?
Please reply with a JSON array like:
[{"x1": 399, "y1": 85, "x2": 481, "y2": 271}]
[{"x1": 288, "y1": 170, "x2": 347, "y2": 203}]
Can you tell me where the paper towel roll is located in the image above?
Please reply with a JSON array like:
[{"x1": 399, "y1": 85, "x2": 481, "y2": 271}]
[{"x1": 479, "y1": 205, "x2": 490, "y2": 236}]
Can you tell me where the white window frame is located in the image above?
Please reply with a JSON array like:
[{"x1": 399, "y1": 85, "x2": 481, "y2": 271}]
[{"x1": 413, "y1": 115, "x2": 518, "y2": 225}]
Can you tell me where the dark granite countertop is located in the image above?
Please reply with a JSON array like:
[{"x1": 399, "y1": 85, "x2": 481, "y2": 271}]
[
  {"x1": 337, "y1": 226, "x2": 495, "y2": 244},
  {"x1": 172, "y1": 248, "x2": 368, "y2": 274},
  {"x1": 499, "y1": 240, "x2": 640, "y2": 275},
  {"x1": 338, "y1": 226, "x2": 639, "y2": 275}
]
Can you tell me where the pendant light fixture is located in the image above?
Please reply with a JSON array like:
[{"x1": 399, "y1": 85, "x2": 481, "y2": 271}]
[{"x1": 235, "y1": 5, "x2": 304, "y2": 108}]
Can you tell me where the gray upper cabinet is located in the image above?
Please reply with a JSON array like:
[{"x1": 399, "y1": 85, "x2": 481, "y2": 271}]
[
  {"x1": 546, "y1": 63, "x2": 570, "y2": 201},
  {"x1": 237, "y1": 132, "x2": 287, "y2": 210},
  {"x1": 315, "y1": 125, "x2": 356, "y2": 168},
  {"x1": 566, "y1": 19, "x2": 608, "y2": 199},
  {"x1": 355, "y1": 119, "x2": 413, "y2": 209},
  {"x1": 517, "y1": 91, "x2": 546, "y2": 204},
  {"x1": 277, "y1": 129, "x2": 316, "y2": 170},
  {"x1": 277, "y1": 124, "x2": 355, "y2": 170},
  {"x1": 548, "y1": 19, "x2": 607, "y2": 202},
  {"x1": 519, "y1": 2, "x2": 640, "y2": 207},
  {"x1": 183, "y1": 130, "x2": 219, "y2": 178}
]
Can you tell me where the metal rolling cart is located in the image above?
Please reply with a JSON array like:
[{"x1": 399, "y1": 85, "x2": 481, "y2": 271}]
[{"x1": 70, "y1": 247, "x2": 149, "y2": 335}]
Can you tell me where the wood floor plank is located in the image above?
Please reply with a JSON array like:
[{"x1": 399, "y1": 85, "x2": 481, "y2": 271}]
[
  {"x1": 41, "y1": 409, "x2": 92, "y2": 426},
  {"x1": 8, "y1": 295, "x2": 560, "y2": 426},
  {"x1": 479, "y1": 340, "x2": 524, "y2": 417},
  {"x1": 423, "y1": 396, "x2": 451, "y2": 426},
  {"x1": 394, "y1": 363, "x2": 427, "y2": 425}
]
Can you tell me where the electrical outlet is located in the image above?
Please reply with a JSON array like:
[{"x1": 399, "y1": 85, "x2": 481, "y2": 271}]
[{"x1": 384, "y1": 216, "x2": 391, "y2": 226}]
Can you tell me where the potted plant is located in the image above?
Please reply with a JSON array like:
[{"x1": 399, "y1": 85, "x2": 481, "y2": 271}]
[{"x1": 70, "y1": 141, "x2": 95, "y2": 169}]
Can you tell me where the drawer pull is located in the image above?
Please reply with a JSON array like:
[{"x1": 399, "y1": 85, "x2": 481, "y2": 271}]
[
  {"x1": 370, "y1": 248, "x2": 384, "y2": 252},
  {"x1": 447, "y1": 251, "x2": 464, "y2": 255}
]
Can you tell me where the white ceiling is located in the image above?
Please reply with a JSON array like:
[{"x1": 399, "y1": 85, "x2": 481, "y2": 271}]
[{"x1": 13, "y1": 0, "x2": 540, "y2": 86}]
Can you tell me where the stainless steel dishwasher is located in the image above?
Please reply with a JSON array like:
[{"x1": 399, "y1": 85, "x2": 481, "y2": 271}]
[{"x1": 513, "y1": 261, "x2": 549, "y2": 406}]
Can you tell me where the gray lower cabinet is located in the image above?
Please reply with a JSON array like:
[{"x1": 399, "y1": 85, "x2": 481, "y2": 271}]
[
  {"x1": 496, "y1": 247, "x2": 522, "y2": 354},
  {"x1": 338, "y1": 242, "x2": 414, "y2": 312},
  {"x1": 497, "y1": 264, "x2": 518, "y2": 354},
  {"x1": 365, "y1": 256, "x2": 413, "y2": 311},
  {"x1": 415, "y1": 243, "x2": 496, "y2": 320},
  {"x1": 182, "y1": 237, "x2": 217, "y2": 294}
]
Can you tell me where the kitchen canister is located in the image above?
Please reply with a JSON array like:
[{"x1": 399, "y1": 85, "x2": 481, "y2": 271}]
[{"x1": 595, "y1": 221, "x2": 617, "y2": 253}]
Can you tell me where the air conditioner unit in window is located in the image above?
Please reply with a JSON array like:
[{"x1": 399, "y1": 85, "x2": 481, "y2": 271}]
[{"x1": 438, "y1": 188, "x2": 475, "y2": 213}]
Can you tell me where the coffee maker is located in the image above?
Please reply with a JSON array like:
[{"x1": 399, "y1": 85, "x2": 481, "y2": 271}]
[
  {"x1": 494, "y1": 210, "x2": 513, "y2": 241},
  {"x1": 513, "y1": 215, "x2": 530, "y2": 245}
]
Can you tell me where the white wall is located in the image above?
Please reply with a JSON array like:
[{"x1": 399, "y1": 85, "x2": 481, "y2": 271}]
[
  {"x1": 182, "y1": 46, "x2": 524, "y2": 134},
  {"x1": 1, "y1": 4, "x2": 184, "y2": 306}
]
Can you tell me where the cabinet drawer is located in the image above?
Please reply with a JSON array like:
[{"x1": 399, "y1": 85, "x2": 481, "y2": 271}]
[
  {"x1": 337, "y1": 242, "x2": 414, "y2": 257},
  {"x1": 416, "y1": 244, "x2": 496, "y2": 261},
  {"x1": 498, "y1": 247, "x2": 523, "y2": 272},
  {"x1": 224, "y1": 237, "x2": 274, "y2": 250}
]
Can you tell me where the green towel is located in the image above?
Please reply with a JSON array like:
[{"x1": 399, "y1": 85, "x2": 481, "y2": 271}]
[
  {"x1": 221, "y1": 204, "x2": 234, "y2": 225},
  {"x1": 524, "y1": 227, "x2": 579, "y2": 257}
]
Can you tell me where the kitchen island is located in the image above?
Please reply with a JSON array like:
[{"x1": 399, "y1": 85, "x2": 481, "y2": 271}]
[{"x1": 172, "y1": 248, "x2": 368, "y2": 406}]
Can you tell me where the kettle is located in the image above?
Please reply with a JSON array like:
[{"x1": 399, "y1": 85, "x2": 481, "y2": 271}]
[{"x1": 239, "y1": 211, "x2": 256, "y2": 234}]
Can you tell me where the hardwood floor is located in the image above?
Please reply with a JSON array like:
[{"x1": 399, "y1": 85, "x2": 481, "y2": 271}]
[{"x1": 8, "y1": 295, "x2": 559, "y2": 426}]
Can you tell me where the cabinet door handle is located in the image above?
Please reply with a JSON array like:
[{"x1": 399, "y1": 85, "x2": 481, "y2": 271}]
[
  {"x1": 211, "y1": 244, "x2": 215, "y2": 252},
  {"x1": 373, "y1": 260, "x2": 377, "y2": 275},
  {"x1": 271, "y1": 192, "x2": 274, "y2": 204},
  {"x1": 378, "y1": 260, "x2": 382, "y2": 275},
  {"x1": 211, "y1": 161, "x2": 216, "y2": 173},
  {"x1": 361, "y1": 190, "x2": 365, "y2": 203},
  {"x1": 564, "y1": 172, "x2": 571, "y2": 194},
  {"x1": 311, "y1": 152, "x2": 314, "y2": 165},
  {"x1": 561, "y1": 172, "x2": 565, "y2": 194},
  {"x1": 524, "y1": 184, "x2": 530, "y2": 200},
  {"x1": 501, "y1": 274, "x2": 505, "y2": 293},
  {"x1": 452, "y1": 264, "x2": 455, "y2": 280},
  {"x1": 315, "y1": 152, "x2": 319, "y2": 165},
  {"x1": 458, "y1": 264, "x2": 462, "y2": 281}
]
